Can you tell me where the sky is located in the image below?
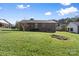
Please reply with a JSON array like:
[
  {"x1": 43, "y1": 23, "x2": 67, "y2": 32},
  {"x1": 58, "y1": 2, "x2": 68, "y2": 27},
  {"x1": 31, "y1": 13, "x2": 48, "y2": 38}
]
[{"x1": 0, "y1": 3, "x2": 79, "y2": 24}]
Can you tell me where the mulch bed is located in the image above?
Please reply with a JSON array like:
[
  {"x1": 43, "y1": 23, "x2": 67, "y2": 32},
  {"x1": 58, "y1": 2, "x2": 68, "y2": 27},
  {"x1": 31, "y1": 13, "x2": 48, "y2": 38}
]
[{"x1": 51, "y1": 34, "x2": 69, "y2": 40}]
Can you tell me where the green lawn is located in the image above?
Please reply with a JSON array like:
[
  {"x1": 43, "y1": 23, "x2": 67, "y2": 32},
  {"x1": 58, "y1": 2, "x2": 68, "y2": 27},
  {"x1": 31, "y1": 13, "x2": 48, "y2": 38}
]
[{"x1": 0, "y1": 29, "x2": 79, "y2": 56}]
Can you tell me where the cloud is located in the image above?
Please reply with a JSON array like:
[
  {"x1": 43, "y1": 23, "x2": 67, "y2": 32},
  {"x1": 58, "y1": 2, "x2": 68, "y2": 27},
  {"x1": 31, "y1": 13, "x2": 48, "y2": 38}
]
[
  {"x1": 57, "y1": 6, "x2": 78, "y2": 16},
  {"x1": 59, "y1": 0, "x2": 71, "y2": 6},
  {"x1": 26, "y1": 5, "x2": 30, "y2": 8},
  {"x1": 45, "y1": 12, "x2": 52, "y2": 16},
  {"x1": 16, "y1": 4, "x2": 30, "y2": 9},
  {"x1": 60, "y1": 3, "x2": 71, "y2": 6}
]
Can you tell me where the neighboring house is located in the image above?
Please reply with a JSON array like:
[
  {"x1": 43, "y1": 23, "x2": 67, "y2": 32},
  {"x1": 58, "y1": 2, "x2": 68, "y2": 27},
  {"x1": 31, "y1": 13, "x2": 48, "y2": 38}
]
[
  {"x1": 56, "y1": 22, "x2": 68, "y2": 31},
  {"x1": 56, "y1": 19, "x2": 69, "y2": 31},
  {"x1": 17, "y1": 20, "x2": 57, "y2": 32},
  {"x1": 56, "y1": 24, "x2": 66, "y2": 31},
  {"x1": 0, "y1": 22, "x2": 9, "y2": 28},
  {"x1": 0, "y1": 19, "x2": 12, "y2": 28},
  {"x1": 67, "y1": 22, "x2": 79, "y2": 33}
]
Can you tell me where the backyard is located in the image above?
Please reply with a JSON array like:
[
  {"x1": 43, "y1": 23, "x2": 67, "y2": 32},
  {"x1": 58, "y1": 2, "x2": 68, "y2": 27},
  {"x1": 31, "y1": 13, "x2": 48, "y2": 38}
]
[{"x1": 0, "y1": 28, "x2": 79, "y2": 56}]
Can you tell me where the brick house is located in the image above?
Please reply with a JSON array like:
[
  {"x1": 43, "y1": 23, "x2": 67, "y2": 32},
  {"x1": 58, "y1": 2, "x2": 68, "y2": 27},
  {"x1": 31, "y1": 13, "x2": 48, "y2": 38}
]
[{"x1": 16, "y1": 20, "x2": 57, "y2": 32}]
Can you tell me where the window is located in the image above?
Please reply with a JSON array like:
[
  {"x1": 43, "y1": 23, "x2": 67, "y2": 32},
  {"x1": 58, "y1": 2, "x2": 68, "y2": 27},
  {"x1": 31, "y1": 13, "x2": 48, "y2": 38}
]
[
  {"x1": 35, "y1": 23, "x2": 38, "y2": 29},
  {"x1": 70, "y1": 28, "x2": 73, "y2": 31}
]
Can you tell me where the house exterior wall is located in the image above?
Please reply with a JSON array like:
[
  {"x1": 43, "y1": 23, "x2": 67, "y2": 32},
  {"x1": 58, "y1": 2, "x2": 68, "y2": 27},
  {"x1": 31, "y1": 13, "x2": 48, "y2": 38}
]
[
  {"x1": 67, "y1": 23, "x2": 78, "y2": 33},
  {"x1": 18, "y1": 23, "x2": 56, "y2": 32},
  {"x1": 37, "y1": 23, "x2": 56, "y2": 32}
]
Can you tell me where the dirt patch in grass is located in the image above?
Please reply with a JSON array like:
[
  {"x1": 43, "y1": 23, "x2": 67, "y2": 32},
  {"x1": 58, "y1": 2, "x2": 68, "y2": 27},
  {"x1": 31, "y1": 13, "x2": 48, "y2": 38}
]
[{"x1": 51, "y1": 34, "x2": 69, "y2": 40}]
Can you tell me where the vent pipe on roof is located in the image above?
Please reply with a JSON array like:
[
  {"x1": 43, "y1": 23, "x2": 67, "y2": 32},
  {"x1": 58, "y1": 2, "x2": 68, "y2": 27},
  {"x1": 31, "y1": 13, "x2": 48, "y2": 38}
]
[{"x1": 30, "y1": 18, "x2": 34, "y2": 21}]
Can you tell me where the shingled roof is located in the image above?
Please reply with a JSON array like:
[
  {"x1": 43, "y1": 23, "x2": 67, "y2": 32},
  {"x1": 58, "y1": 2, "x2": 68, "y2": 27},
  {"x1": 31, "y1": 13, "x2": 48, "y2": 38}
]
[
  {"x1": 71, "y1": 22, "x2": 79, "y2": 26},
  {"x1": 20, "y1": 20, "x2": 57, "y2": 23}
]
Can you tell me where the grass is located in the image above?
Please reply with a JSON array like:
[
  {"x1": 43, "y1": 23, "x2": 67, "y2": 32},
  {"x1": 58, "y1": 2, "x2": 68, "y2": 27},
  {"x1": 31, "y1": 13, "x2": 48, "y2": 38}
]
[{"x1": 0, "y1": 28, "x2": 79, "y2": 56}]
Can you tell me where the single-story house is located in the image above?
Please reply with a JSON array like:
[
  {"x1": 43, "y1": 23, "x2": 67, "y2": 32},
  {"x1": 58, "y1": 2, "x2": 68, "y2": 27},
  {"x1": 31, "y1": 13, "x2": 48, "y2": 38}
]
[
  {"x1": 17, "y1": 20, "x2": 57, "y2": 32},
  {"x1": 0, "y1": 22, "x2": 9, "y2": 28},
  {"x1": 0, "y1": 19, "x2": 12, "y2": 28},
  {"x1": 67, "y1": 22, "x2": 79, "y2": 33}
]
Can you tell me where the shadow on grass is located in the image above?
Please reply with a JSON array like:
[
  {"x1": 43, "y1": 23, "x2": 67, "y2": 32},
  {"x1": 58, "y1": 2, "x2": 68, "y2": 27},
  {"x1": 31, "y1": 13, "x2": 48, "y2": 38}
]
[
  {"x1": 0, "y1": 31, "x2": 12, "y2": 33},
  {"x1": 1, "y1": 29, "x2": 56, "y2": 33},
  {"x1": 21, "y1": 30, "x2": 56, "y2": 33},
  {"x1": 0, "y1": 29, "x2": 19, "y2": 33},
  {"x1": 2, "y1": 29, "x2": 19, "y2": 31}
]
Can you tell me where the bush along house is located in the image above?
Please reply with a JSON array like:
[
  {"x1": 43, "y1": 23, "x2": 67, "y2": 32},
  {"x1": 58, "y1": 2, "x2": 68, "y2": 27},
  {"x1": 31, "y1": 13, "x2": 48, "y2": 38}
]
[{"x1": 16, "y1": 19, "x2": 57, "y2": 32}]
